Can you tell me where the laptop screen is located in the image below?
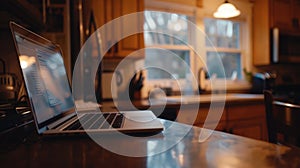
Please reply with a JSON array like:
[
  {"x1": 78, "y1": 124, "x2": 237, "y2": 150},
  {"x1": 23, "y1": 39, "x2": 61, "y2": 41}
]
[{"x1": 11, "y1": 23, "x2": 75, "y2": 128}]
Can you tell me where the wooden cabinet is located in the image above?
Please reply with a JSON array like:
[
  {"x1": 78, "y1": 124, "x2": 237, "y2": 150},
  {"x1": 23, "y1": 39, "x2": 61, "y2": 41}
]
[
  {"x1": 253, "y1": 0, "x2": 271, "y2": 65},
  {"x1": 91, "y1": 0, "x2": 144, "y2": 59},
  {"x1": 271, "y1": 0, "x2": 294, "y2": 31},
  {"x1": 228, "y1": 118, "x2": 266, "y2": 140},
  {"x1": 113, "y1": 0, "x2": 145, "y2": 58},
  {"x1": 176, "y1": 106, "x2": 226, "y2": 132},
  {"x1": 176, "y1": 103, "x2": 268, "y2": 141},
  {"x1": 271, "y1": 0, "x2": 300, "y2": 31},
  {"x1": 253, "y1": 0, "x2": 300, "y2": 65},
  {"x1": 227, "y1": 104, "x2": 268, "y2": 141},
  {"x1": 88, "y1": 0, "x2": 114, "y2": 58}
]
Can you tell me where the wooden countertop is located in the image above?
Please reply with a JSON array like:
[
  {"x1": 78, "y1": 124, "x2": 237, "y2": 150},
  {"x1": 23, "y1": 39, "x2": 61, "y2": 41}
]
[
  {"x1": 1, "y1": 119, "x2": 300, "y2": 168},
  {"x1": 105, "y1": 93, "x2": 264, "y2": 110}
]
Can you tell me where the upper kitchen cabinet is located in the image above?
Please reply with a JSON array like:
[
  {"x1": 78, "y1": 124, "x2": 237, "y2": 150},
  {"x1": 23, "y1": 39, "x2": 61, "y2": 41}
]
[
  {"x1": 271, "y1": 0, "x2": 300, "y2": 32},
  {"x1": 90, "y1": 0, "x2": 145, "y2": 59},
  {"x1": 112, "y1": 0, "x2": 145, "y2": 59},
  {"x1": 253, "y1": 0, "x2": 271, "y2": 65},
  {"x1": 253, "y1": 0, "x2": 300, "y2": 65}
]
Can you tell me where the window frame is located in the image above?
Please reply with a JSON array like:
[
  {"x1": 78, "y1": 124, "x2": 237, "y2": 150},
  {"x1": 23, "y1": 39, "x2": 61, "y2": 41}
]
[
  {"x1": 143, "y1": 7, "x2": 199, "y2": 91},
  {"x1": 201, "y1": 16, "x2": 252, "y2": 90},
  {"x1": 144, "y1": 0, "x2": 253, "y2": 91},
  {"x1": 205, "y1": 17, "x2": 243, "y2": 80},
  {"x1": 144, "y1": 45, "x2": 196, "y2": 91}
]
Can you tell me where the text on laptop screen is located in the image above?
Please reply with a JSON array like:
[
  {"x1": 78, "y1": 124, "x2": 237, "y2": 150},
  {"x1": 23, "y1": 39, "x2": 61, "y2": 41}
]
[{"x1": 15, "y1": 32, "x2": 75, "y2": 124}]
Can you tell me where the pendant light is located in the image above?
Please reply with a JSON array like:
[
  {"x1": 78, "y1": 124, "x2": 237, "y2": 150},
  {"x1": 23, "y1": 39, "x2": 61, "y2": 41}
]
[{"x1": 213, "y1": 0, "x2": 241, "y2": 19}]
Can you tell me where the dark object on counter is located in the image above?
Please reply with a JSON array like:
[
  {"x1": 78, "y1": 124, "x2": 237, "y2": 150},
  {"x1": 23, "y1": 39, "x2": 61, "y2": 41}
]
[
  {"x1": 251, "y1": 72, "x2": 276, "y2": 94},
  {"x1": 162, "y1": 87, "x2": 172, "y2": 96},
  {"x1": 129, "y1": 71, "x2": 144, "y2": 100},
  {"x1": 198, "y1": 67, "x2": 209, "y2": 94}
]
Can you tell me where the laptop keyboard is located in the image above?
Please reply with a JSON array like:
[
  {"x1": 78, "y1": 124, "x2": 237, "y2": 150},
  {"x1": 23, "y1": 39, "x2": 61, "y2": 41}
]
[{"x1": 64, "y1": 113, "x2": 124, "y2": 130}]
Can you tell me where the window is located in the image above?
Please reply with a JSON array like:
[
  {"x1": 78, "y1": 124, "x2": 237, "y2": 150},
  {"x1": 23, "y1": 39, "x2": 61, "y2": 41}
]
[
  {"x1": 145, "y1": 48, "x2": 190, "y2": 80},
  {"x1": 143, "y1": 1, "x2": 253, "y2": 91},
  {"x1": 144, "y1": 11, "x2": 195, "y2": 81},
  {"x1": 144, "y1": 12, "x2": 189, "y2": 46},
  {"x1": 204, "y1": 18, "x2": 242, "y2": 80}
]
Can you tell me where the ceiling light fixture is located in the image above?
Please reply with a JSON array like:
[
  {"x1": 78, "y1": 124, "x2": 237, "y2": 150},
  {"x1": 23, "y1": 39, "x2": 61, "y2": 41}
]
[{"x1": 213, "y1": 0, "x2": 241, "y2": 19}]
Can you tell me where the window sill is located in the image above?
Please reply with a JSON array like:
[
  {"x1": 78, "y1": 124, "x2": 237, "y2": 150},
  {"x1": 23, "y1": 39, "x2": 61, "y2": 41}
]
[
  {"x1": 145, "y1": 79, "x2": 252, "y2": 96},
  {"x1": 203, "y1": 79, "x2": 252, "y2": 92}
]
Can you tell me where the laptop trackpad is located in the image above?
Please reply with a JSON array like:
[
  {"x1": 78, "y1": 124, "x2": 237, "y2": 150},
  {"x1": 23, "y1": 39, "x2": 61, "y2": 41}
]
[{"x1": 123, "y1": 111, "x2": 157, "y2": 123}]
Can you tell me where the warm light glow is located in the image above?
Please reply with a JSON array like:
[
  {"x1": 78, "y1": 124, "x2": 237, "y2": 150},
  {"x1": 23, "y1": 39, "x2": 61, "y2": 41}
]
[
  {"x1": 19, "y1": 55, "x2": 36, "y2": 69},
  {"x1": 20, "y1": 60, "x2": 28, "y2": 69},
  {"x1": 213, "y1": 1, "x2": 240, "y2": 19}
]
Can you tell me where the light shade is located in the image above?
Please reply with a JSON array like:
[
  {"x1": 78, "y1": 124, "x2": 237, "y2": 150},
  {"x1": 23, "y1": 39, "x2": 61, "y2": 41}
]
[{"x1": 213, "y1": 1, "x2": 241, "y2": 19}]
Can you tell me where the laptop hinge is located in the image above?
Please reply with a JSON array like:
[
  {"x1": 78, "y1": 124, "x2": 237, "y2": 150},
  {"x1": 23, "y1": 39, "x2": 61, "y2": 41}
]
[{"x1": 47, "y1": 112, "x2": 77, "y2": 130}]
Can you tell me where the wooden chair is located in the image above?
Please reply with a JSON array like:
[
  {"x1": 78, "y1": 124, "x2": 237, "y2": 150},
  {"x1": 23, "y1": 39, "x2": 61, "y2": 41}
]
[{"x1": 264, "y1": 90, "x2": 300, "y2": 147}]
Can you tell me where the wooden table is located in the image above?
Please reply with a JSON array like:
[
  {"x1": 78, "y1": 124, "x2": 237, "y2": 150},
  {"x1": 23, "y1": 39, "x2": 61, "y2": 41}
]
[{"x1": 1, "y1": 120, "x2": 300, "y2": 168}]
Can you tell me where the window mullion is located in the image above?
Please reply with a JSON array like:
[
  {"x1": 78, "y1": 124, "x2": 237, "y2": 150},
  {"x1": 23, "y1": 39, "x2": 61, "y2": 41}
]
[{"x1": 206, "y1": 47, "x2": 241, "y2": 53}]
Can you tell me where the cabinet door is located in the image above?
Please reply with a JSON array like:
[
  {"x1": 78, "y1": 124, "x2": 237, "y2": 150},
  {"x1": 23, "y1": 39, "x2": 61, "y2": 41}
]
[
  {"x1": 227, "y1": 104, "x2": 268, "y2": 141},
  {"x1": 195, "y1": 107, "x2": 226, "y2": 125},
  {"x1": 271, "y1": 0, "x2": 300, "y2": 31},
  {"x1": 271, "y1": 0, "x2": 293, "y2": 30},
  {"x1": 227, "y1": 104, "x2": 265, "y2": 120},
  {"x1": 176, "y1": 106, "x2": 226, "y2": 128},
  {"x1": 90, "y1": 0, "x2": 115, "y2": 58},
  {"x1": 253, "y1": 0, "x2": 271, "y2": 65},
  {"x1": 228, "y1": 118, "x2": 267, "y2": 140},
  {"x1": 176, "y1": 106, "x2": 204, "y2": 125},
  {"x1": 90, "y1": 0, "x2": 144, "y2": 59},
  {"x1": 112, "y1": 0, "x2": 145, "y2": 58}
]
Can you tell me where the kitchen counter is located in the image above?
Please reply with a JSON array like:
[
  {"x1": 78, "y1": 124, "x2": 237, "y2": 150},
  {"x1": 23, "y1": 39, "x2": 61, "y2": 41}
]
[
  {"x1": 166, "y1": 93, "x2": 264, "y2": 104},
  {"x1": 102, "y1": 93, "x2": 268, "y2": 141},
  {"x1": 105, "y1": 93, "x2": 264, "y2": 110},
  {"x1": 1, "y1": 119, "x2": 300, "y2": 168}
]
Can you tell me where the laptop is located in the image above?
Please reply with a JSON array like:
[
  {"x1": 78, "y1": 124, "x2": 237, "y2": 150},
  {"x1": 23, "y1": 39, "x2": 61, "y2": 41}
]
[{"x1": 10, "y1": 22, "x2": 163, "y2": 135}]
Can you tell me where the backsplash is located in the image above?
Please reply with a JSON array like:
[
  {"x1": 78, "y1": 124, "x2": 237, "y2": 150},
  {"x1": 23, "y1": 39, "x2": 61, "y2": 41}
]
[{"x1": 254, "y1": 64, "x2": 300, "y2": 85}]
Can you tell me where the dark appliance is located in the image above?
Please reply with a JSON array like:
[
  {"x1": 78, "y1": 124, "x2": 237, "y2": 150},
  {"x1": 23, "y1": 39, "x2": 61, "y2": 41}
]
[
  {"x1": 271, "y1": 28, "x2": 300, "y2": 63},
  {"x1": 251, "y1": 72, "x2": 276, "y2": 94}
]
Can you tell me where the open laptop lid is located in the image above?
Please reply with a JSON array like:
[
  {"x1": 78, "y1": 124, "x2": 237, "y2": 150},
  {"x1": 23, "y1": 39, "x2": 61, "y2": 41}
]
[{"x1": 10, "y1": 22, "x2": 76, "y2": 133}]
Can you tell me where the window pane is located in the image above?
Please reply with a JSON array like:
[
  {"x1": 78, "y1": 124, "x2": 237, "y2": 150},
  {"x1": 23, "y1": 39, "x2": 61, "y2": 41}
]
[
  {"x1": 204, "y1": 18, "x2": 240, "y2": 49},
  {"x1": 145, "y1": 49, "x2": 190, "y2": 79},
  {"x1": 207, "y1": 52, "x2": 241, "y2": 79},
  {"x1": 144, "y1": 11, "x2": 189, "y2": 45},
  {"x1": 144, "y1": 11, "x2": 193, "y2": 80}
]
